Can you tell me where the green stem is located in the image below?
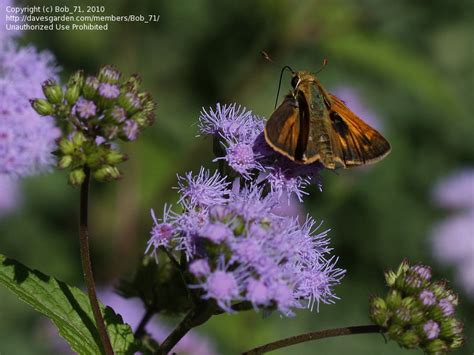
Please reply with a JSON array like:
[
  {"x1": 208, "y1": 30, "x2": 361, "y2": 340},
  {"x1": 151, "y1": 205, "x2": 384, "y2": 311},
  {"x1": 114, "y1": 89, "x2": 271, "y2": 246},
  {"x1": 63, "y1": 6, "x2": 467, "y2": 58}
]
[
  {"x1": 79, "y1": 167, "x2": 114, "y2": 355},
  {"x1": 242, "y1": 324, "x2": 385, "y2": 354}
]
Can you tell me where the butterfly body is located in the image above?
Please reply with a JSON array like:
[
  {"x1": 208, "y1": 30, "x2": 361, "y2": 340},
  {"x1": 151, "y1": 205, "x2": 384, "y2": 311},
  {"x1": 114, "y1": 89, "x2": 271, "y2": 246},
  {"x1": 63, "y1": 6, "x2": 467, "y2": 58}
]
[{"x1": 264, "y1": 70, "x2": 391, "y2": 169}]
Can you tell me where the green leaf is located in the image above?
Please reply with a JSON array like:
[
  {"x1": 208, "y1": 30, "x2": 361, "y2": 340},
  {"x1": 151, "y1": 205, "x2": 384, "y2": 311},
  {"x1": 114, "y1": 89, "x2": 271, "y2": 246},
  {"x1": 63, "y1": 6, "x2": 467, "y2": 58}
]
[{"x1": 0, "y1": 254, "x2": 138, "y2": 354}]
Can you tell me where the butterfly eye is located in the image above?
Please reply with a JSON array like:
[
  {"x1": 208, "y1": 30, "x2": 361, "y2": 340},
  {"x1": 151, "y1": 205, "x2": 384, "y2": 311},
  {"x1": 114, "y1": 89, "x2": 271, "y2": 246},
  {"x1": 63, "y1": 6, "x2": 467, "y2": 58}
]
[{"x1": 291, "y1": 76, "x2": 299, "y2": 88}]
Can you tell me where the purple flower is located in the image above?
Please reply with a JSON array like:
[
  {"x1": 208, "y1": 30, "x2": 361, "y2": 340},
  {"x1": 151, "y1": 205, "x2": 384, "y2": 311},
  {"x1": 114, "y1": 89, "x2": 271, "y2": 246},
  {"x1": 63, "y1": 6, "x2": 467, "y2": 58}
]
[
  {"x1": 200, "y1": 269, "x2": 240, "y2": 312},
  {"x1": 74, "y1": 98, "x2": 97, "y2": 119},
  {"x1": 419, "y1": 290, "x2": 436, "y2": 306},
  {"x1": 176, "y1": 168, "x2": 230, "y2": 208},
  {"x1": 411, "y1": 264, "x2": 432, "y2": 281},
  {"x1": 423, "y1": 320, "x2": 440, "y2": 340},
  {"x1": 148, "y1": 173, "x2": 344, "y2": 316},
  {"x1": 123, "y1": 120, "x2": 139, "y2": 140},
  {"x1": 433, "y1": 169, "x2": 474, "y2": 210},
  {"x1": 439, "y1": 298, "x2": 455, "y2": 316},
  {"x1": 198, "y1": 103, "x2": 262, "y2": 140},
  {"x1": 98, "y1": 83, "x2": 120, "y2": 99},
  {"x1": 0, "y1": 175, "x2": 21, "y2": 217},
  {"x1": 331, "y1": 87, "x2": 383, "y2": 130},
  {"x1": 0, "y1": 0, "x2": 21, "y2": 42},
  {"x1": 110, "y1": 106, "x2": 127, "y2": 123},
  {"x1": 189, "y1": 259, "x2": 210, "y2": 277},
  {"x1": 145, "y1": 206, "x2": 175, "y2": 256},
  {"x1": 199, "y1": 104, "x2": 323, "y2": 200},
  {"x1": 0, "y1": 42, "x2": 60, "y2": 177}
]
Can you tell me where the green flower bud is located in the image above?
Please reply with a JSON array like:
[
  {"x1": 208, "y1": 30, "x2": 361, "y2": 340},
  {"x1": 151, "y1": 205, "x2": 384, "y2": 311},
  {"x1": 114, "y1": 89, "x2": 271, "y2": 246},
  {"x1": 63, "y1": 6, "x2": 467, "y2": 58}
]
[
  {"x1": 58, "y1": 138, "x2": 75, "y2": 155},
  {"x1": 384, "y1": 270, "x2": 398, "y2": 287},
  {"x1": 386, "y1": 289, "x2": 402, "y2": 309},
  {"x1": 106, "y1": 150, "x2": 127, "y2": 165},
  {"x1": 30, "y1": 99, "x2": 54, "y2": 116},
  {"x1": 425, "y1": 339, "x2": 448, "y2": 354},
  {"x1": 387, "y1": 324, "x2": 404, "y2": 338},
  {"x1": 98, "y1": 65, "x2": 121, "y2": 84},
  {"x1": 42, "y1": 79, "x2": 63, "y2": 104},
  {"x1": 69, "y1": 169, "x2": 86, "y2": 186},
  {"x1": 58, "y1": 155, "x2": 73, "y2": 169},
  {"x1": 450, "y1": 334, "x2": 464, "y2": 349},
  {"x1": 440, "y1": 318, "x2": 463, "y2": 338},
  {"x1": 398, "y1": 330, "x2": 420, "y2": 349},
  {"x1": 369, "y1": 296, "x2": 389, "y2": 326},
  {"x1": 118, "y1": 92, "x2": 141, "y2": 114},
  {"x1": 72, "y1": 132, "x2": 86, "y2": 147},
  {"x1": 83, "y1": 76, "x2": 100, "y2": 99},
  {"x1": 93, "y1": 165, "x2": 121, "y2": 181},
  {"x1": 65, "y1": 70, "x2": 84, "y2": 105},
  {"x1": 124, "y1": 73, "x2": 141, "y2": 92}
]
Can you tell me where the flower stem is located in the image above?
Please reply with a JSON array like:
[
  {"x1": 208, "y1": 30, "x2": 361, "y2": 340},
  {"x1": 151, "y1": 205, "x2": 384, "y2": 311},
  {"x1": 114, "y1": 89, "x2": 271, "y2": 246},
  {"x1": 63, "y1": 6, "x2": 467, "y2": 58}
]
[
  {"x1": 157, "y1": 302, "x2": 215, "y2": 354},
  {"x1": 134, "y1": 307, "x2": 156, "y2": 338},
  {"x1": 242, "y1": 324, "x2": 385, "y2": 354},
  {"x1": 79, "y1": 167, "x2": 114, "y2": 355}
]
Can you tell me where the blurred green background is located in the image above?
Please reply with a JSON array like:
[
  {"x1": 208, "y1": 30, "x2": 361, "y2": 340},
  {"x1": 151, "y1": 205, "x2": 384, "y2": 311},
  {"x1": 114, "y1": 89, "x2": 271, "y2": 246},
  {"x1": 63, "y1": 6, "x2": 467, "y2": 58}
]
[{"x1": 1, "y1": 0, "x2": 473, "y2": 353}]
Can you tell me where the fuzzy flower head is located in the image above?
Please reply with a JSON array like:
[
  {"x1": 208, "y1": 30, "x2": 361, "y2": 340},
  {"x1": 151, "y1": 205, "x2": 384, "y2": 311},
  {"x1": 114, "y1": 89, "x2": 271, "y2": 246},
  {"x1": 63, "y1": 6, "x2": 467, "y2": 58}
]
[
  {"x1": 370, "y1": 260, "x2": 464, "y2": 353},
  {"x1": 147, "y1": 173, "x2": 344, "y2": 316},
  {"x1": 30, "y1": 65, "x2": 157, "y2": 186},
  {"x1": 0, "y1": 42, "x2": 60, "y2": 177},
  {"x1": 432, "y1": 168, "x2": 474, "y2": 210},
  {"x1": 198, "y1": 103, "x2": 322, "y2": 201}
]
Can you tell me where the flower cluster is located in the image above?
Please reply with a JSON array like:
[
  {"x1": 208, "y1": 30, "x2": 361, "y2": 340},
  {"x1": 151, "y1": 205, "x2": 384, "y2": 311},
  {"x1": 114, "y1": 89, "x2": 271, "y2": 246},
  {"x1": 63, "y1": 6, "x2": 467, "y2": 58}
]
[
  {"x1": 146, "y1": 168, "x2": 345, "y2": 316},
  {"x1": 430, "y1": 168, "x2": 474, "y2": 298},
  {"x1": 198, "y1": 103, "x2": 321, "y2": 201},
  {"x1": 0, "y1": 42, "x2": 60, "y2": 177},
  {"x1": 370, "y1": 260, "x2": 464, "y2": 353},
  {"x1": 31, "y1": 65, "x2": 156, "y2": 185}
]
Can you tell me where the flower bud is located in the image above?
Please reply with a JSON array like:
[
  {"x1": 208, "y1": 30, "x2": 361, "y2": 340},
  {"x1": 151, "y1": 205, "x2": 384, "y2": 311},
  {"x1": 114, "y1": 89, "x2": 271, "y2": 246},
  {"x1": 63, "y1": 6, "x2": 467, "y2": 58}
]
[
  {"x1": 398, "y1": 330, "x2": 420, "y2": 349},
  {"x1": 425, "y1": 339, "x2": 448, "y2": 353},
  {"x1": 69, "y1": 168, "x2": 86, "y2": 186},
  {"x1": 119, "y1": 92, "x2": 141, "y2": 114},
  {"x1": 83, "y1": 76, "x2": 100, "y2": 99},
  {"x1": 42, "y1": 79, "x2": 63, "y2": 104},
  {"x1": 98, "y1": 65, "x2": 121, "y2": 84},
  {"x1": 30, "y1": 99, "x2": 54, "y2": 116},
  {"x1": 106, "y1": 150, "x2": 127, "y2": 165},
  {"x1": 72, "y1": 132, "x2": 86, "y2": 147},
  {"x1": 386, "y1": 289, "x2": 402, "y2": 309},
  {"x1": 58, "y1": 155, "x2": 73, "y2": 169},
  {"x1": 65, "y1": 70, "x2": 84, "y2": 105},
  {"x1": 93, "y1": 165, "x2": 121, "y2": 181},
  {"x1": 58, "y1": 138, "x2": 75, "y2": 155},
  {"x1": 369, "y1": 296, "x2": 389, "y2": 326},
  {"x1": 124, "y1": 73, "x2": 141, "y2": 92},
  {"x1": 384, "y1": 270, "x2": 397, "y2": 287}
]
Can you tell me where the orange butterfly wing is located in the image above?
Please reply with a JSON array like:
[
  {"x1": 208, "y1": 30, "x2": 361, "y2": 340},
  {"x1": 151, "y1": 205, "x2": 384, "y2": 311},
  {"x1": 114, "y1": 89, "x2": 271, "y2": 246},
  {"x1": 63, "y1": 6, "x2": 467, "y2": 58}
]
[
  {"x1": 328, "y1": 93, "x2": 391, "y2": 167},
  {"x1": 264, "y1": 94, "x2": 302, "y2": 161}
]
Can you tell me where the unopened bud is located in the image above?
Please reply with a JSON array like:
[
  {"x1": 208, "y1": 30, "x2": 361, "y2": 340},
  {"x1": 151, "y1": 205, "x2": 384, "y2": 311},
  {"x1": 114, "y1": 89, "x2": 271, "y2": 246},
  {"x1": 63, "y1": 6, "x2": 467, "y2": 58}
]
[{"x1": 31, "y1": 99, "x2": 54, "y2": 116}]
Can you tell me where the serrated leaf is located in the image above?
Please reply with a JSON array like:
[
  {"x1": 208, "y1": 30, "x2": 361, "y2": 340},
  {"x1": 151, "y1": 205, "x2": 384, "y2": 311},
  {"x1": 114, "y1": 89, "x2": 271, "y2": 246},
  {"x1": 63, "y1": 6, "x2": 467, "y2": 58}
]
[{"x1": 0, "y1": 254, "x2": 138, "y2": 354}]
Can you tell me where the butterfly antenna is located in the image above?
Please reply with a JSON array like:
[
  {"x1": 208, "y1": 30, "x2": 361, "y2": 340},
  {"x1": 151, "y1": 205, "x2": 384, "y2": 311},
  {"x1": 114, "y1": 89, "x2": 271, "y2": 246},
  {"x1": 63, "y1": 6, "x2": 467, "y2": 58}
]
[
  {"x1": 260, "y1": 50, "x2": 275, "y2": 64},
  {"x1": 315, "y1": 58, "x2": 328, "y2": 74},
  {"x1": 275, "y1": 65, "x2": 295, "y2": 109}
]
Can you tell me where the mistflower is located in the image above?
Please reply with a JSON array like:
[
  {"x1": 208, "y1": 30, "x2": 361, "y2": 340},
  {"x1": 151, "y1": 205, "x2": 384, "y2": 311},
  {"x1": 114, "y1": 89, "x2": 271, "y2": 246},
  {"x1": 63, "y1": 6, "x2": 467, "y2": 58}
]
[
  {"x1": 370, "y1": 260, "x2": 464, "y2": 353},
  {"x1": 74, "y1": 98, "x2": 97, "y2": 119},
  {"x1": 0, "y1": 42, "x2": 60, "y2": 177},
  {"x1": 147, "y1": 172, "x2": 344, "y2": 316},
  {"x1": 98, "y1": 83, "x2": 120, "y2": 99},
  {"x1": 198, "y1": 103, "x2": 322, "y2": 200},
  {"x1": 146, "y1": 206, "x2": 175, "y2": 256},
  {"x1": 176, "y1": 168, "x2": 230, "y2": 208},
  {"x1": 31, "y1": 65, "x2": 157, "y2": 185}
]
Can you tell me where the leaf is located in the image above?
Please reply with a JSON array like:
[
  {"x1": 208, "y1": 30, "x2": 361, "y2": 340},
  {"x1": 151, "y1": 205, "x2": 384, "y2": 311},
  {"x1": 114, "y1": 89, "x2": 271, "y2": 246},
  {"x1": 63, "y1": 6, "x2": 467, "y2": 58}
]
[{"x1": 0, "y1": 253, "x2": 138, "y2": 354}]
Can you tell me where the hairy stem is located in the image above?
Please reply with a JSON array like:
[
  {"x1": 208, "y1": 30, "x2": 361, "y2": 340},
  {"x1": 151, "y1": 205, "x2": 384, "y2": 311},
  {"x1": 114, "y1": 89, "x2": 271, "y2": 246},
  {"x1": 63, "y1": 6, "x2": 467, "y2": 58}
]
[
  {"x1": 242, "y1": 324, "x2": 385, "y2": 354},
  {"x1": 79, "y1": 167, "x2": 114, "y2": 355}
]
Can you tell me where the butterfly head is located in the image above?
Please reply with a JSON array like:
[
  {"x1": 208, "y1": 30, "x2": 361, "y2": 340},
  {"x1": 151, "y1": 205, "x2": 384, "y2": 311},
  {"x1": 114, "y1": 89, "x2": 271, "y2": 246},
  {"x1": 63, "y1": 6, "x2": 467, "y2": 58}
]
[{"x1": 291, "y1": 71, "x2": 317, "y2": 91}]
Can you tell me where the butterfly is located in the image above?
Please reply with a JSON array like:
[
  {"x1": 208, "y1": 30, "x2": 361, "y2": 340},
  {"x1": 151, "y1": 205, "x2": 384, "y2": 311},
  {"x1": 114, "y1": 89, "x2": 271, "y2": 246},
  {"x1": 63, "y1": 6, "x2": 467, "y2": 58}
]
[{"x1": 264, "y1": 69, "x2": 391, "y2": 169}]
